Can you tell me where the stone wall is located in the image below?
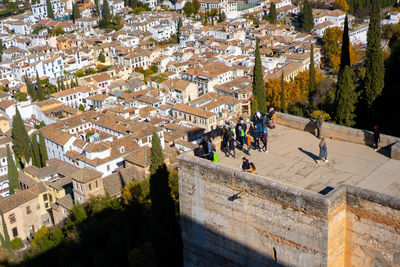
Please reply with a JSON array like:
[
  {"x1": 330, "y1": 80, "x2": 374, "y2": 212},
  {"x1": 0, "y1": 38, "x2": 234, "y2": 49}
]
[
  {"x1": 275, "y1": 113, "x2": 399, "y2": 154},
  {"x1": 179, "y1": 154, "x2": 400, "y2": 267}
]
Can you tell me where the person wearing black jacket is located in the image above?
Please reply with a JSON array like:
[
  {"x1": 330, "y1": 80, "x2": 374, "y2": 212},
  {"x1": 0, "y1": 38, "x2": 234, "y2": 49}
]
[
  {"x1": 373, "y1": 125, "x2": 380, "y2": 151},
  {"x1": 252, "y1": 125, "x2": 261, "y2": 151},
  {"x1": 241, "y1": 157, "x2": 250, "y2": 171}
]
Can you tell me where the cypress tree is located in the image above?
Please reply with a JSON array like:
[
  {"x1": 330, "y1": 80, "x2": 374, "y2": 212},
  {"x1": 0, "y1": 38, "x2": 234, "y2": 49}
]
[
  {"x1": 335, "y1": 66, "x2": 357, "y2": 126},
  {"x1": 6, "y1": 145, "x2": 19, "y2": 195},
  {"x1": 280, "y1": 72, "x2": 286, "y2": 113},
  {"x1": 75, "y1": 76, "x2": 79, "y2": 87},
  {"x1": 340, "y1": 15, "x2": 351, "y2": 72},
  {"x1": 46, "y1": 0, "x2": 54, "y2": 19},
  {"x1": 98, "y1": 52, "x2": 106, "y2": 63},
  {"x1": 268, "y1": 2, "x2": 277, "y2": 24},
  {"x1": 72, "y1": 3, "x2": 81, "y2": 23},
  {"x1": 31, "y1": 135, "x2": 40, "y2": 168},
  {"x1": 39, "y1": 132, "x2": 48, "y2": 167},
  {"x1": 94, "y1": 0, "x2": 100, "y2": 17},
  {"x1": 309, "y1": 44, "x2": 316, "y2": 105},
  {"x1": 12, "y1": 107, "x2": 30, "y2": 162},
  {"x1": 60, "y1": 79, "x2": 66, "y2": 91},
  {"x1": 102, "y1": 0, "x2": 111, "y2": 24},
  {"x1": 177, "y1": 18, "x2": 182, "y2": 44},
  {"x1": 363, "y1": 0, "x2": 384, "y2": 108},
  {"x1": 149, "y1": 133, "x2": 183, "y2": 267},
  {"x1": 36, "y1": 73, "x2": 44, "y2": 101},
  {"x1": 0, "y1": 210, "x2": 11, "y2": 250},
  {"x1": 301, "y1": 0, "x2": 314, "y2": 32},
  {"x1": 252, "y1": 39, "x2": 266, "y2": 114},
  {"x1": 150, "y1": 132, "x2": 164, "y2": 176},
  {"x1": 25, "y1": 76, "x2": 37, "y2": 101}
]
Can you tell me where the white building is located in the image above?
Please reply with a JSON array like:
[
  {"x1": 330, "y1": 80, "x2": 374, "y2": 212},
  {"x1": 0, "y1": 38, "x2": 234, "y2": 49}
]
[{"x1": 31, "y1": 0, "x2": 67, "y2": 20}]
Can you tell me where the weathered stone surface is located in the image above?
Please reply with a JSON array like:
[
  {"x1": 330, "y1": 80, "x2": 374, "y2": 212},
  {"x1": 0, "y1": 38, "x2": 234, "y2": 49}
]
[{"x1": 179, "y1": 154, "x2": 400, "y2": 267}]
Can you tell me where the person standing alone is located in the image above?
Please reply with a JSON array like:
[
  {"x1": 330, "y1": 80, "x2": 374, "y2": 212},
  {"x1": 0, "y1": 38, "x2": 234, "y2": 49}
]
[{"x1": 316, "y1": 138, "x2": 328, "y2": 163}]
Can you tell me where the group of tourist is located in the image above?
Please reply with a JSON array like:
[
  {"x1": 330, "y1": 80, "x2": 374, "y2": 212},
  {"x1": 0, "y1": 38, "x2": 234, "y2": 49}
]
[{"x1": 196, "y1": 109, "x2": 382, "y2": 171}]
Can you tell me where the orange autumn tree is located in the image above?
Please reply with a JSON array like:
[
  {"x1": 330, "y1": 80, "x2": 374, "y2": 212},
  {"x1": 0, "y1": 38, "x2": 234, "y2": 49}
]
[
  {"x1": 322, "y1": 27, "x2": 361, "y2": 71},
  {"x1": 265, "y1": 69, "x2": 324, "y2": 109}
]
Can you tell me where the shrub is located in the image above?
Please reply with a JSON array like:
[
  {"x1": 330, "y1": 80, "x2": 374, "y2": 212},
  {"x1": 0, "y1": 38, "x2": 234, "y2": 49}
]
[
  {"x1": 310, "y1": 110, "x2": 331, "y2": 121},
  {"x1": 78, "y1": 104, "x2": 85, "y2": 111},
  {"x1": 11, "y1": 237, "x2": 23, "y2": 250}
]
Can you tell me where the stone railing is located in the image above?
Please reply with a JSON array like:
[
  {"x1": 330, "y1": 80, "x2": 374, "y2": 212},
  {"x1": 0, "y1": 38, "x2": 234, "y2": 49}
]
[{"x1": 275, "y1": 112, "x2": 400, "y2": 160}]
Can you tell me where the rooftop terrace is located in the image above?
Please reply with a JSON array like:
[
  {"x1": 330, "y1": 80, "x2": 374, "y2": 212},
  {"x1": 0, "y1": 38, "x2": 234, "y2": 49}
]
[{"x1": 216, "y1": 124, "x2": 400, "y2": 198}]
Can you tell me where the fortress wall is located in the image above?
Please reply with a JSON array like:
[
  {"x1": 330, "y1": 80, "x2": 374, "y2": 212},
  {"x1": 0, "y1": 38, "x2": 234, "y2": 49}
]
[
  {"x1": 179, "y1": 155, "x2": 336, "y2": 267},
  {"x1": 275, "y1": 112, "x2": 399, "y2": 149},
  {"x1": 344, "y1": 186, "x2": 400, "y2": 266},
  {"x1": 179, "y1": 155, "x2": 400, "y2": 267}
]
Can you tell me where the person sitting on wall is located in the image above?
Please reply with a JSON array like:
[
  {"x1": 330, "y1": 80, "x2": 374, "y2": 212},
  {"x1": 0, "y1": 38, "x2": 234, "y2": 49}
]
[
  {"x1": 241, "y1": 157, "x2": 251, "y2": 172},
  {"x1": 249, "y1": 162, "x2": 256, "y2": 174}
]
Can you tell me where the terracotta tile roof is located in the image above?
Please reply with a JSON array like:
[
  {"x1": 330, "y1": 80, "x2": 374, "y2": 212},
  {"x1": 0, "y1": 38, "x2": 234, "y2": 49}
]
[
  {"x1": 40, "y1": 127, "x2": 74, "y2": 146},
  {"x1": 87, "y1": 94, "x2": 111, "y2": 101},
  {"x1": 0, "y1": 100, "x2": 16, "y2": 110},
  {"x1": 173, "y1": 103, "x2": 215, "y2": 119},
  {"x1": 102, "y1": 166, "x2": 144, "y2": 197},
  {"x1": 50, "y1": 85, "x2": 92, "y2": 98},
  {"x1": 84, "y1": 142, "x2": 111, "y2": 153},
  {"x1": 56, "y1": 194, "x2": 73, "y2": 211},
  {"x1": 70, "y1": 167, "x2": 102, "y2": 183},
  {"x1": 124, "y1": 146, "x2": 151, "y2": 168}
]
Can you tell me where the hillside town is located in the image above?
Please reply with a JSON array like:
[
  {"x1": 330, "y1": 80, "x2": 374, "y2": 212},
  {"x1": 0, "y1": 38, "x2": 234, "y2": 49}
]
[{"x1": 0, "y1": 0, "x2": 398, "y2": 263}]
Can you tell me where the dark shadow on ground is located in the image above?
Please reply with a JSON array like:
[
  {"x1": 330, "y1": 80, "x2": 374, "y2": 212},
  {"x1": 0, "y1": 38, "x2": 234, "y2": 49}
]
[{"x1": 298, "y1": 147, "x2": 319, "y2": 161}]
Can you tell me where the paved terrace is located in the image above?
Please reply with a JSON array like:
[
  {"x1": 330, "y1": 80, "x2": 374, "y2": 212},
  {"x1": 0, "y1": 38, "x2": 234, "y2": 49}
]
[{"x1": 216, "y1": 125, "x2": 400, "y2": 198}]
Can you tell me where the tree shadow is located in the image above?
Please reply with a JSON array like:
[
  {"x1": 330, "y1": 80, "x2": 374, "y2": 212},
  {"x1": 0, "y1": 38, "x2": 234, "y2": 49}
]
[{"x1": 298, "y1": 147, "x2": 319, "y2": 161}]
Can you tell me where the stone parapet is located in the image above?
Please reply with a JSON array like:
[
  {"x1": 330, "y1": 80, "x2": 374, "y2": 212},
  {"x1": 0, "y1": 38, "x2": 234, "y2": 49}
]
[
  {"x1": 179, "y1": 154, "x2": 400, "y2": 267},
  {"x1": 275, "y1": 112, "x2": 399, "y2": 158}
]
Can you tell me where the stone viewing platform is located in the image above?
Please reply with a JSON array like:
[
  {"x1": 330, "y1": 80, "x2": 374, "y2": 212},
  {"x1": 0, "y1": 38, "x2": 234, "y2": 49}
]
[{"x1": 217, "y1": 123, "x2": 400, "y2": 198}]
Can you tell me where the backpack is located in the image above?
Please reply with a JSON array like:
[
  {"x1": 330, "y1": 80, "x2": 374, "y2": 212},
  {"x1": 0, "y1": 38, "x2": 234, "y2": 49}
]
[
  {"x1": 213, "y1": 152, "x2": 219, "y2": 163},
  {"x1": 239, "y1": 129, "x2": 245, "y2": 137}
]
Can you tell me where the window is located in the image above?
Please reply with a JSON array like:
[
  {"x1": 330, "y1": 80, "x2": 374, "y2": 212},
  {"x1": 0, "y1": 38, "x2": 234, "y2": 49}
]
[
  {"x1": 26, "y1": 206, "x2": 31, "y2": 215},
  {"x1": 45, "y1": 203, "x2": 49, "y2": 209},
  {"x1": 95, "y1": 180, "x2": 98, "y2": 188},
  {"x1": 9, "y1": 213, "x2": 16, "y2": 224},
  {"x1": 80, "y1": 184, "x2": 83, "y2": 192},
  {"x1": 12, "y1": 227, "x2": 18, "y2": 238},
  {"x1": 43, "y1": 194, "x2": 48, "y2": 201},
  {"x1": 49, "y1": 194, "x2": 53, "y2": 202},
  {"x1": 107, "y1": 165, "x2": 110, "y2": 171},
  {"x1": 89, "y1": 183, "x2": 92, "y2": 191}
]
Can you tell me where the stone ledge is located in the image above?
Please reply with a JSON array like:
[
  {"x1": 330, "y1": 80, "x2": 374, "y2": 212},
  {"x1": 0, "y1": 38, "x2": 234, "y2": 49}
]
[
  {"x1": 275, "y1": 112, "x2": 400, "y2": 158},
  {"x1": 391, "y1": 141, "x2": 400, "y2": 160},
  {"x1": 179, "y1": 153, "x2": 400, "y2": 214}
]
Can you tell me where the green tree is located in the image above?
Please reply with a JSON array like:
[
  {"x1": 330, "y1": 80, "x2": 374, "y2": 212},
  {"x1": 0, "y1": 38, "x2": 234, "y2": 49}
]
[
  {"x1": 78, "y1": 104, "x2": 85, "y2": 111},
  {"x1": 309, "y1": 44, "x2": 316, "y2": 106},
  {"x1": 177, "y1": 18, "x2": 182, "y2": 44},
  {"x1": 183, "y1": 2, "x2": 194, "y2": 17},
  {"x1": 301, "y1": 0, "x2": 314, "y2": 32},
  {"x1": 363, "y1": 0, "x2": 384, "y2": 108},
  {"x1": 102, "y1": 0, "x2": 111, "y2": 23},
  {"x1": 268, "y1": 2, "x2": 277, "y2": 24},
  {"x1": 72, "y1": 2, "x2": 81, "y2": 23},
  {"x1": 39, "y1": 132, "x2": 48, "y2": 167},
  {"x1": 0, "y1": 210, "x2": 11, "y2": 250},
  {"x1": 11, "y1": 237, "x2": 23, "y2": 250},
  {"x1": 6, "y1": 145, "x2": 19, "y2": 195},
  {"x1": 12, "y1": 107, "x2": 30, "y2": 162},
  {"x1": 339, "y1": 15, "x2": 350, "y2": 72},
  {"x1": 94, "y1": 0, "x2": 100, "y2": 16},
  {"x1": 25, "y1": 76, "x2": 37, "y2": 101},
  {"x1": 335, "y1": 66, "x2": 357, "y2": 126},
  {"x1": 31, "y1": 135, "x2": 40, "y2": 168},
  {"x1": 150, "y1": 132, "x2": 164, "y2": 175},
  {"x1": 36, "y1": 73, "x2": 44, "y2": 101},
  {"x1": 149, "y1": 132, "x2": 182, "y2": 267},
  {"x1": 252, "y1": 39, "x2": 266, "y2": 114},
  {"x1": 98, "y1": 52, "x2": 106, "y2": 63},
  {"x1": 65, "y1": 204, "x2": 87, "y2": 229},
  {"x1": 192, "y1": 0, "x2": 200, "y2": 14},
  {"x1": 46, "y1": 0, "x2": 54, "y2": 19},
  {"x1": 280, "y1": 72, "x2": 286, "y2": 112}
]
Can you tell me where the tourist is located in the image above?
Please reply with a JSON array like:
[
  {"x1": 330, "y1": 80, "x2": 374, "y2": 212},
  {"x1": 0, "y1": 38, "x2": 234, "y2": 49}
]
[
  {"x1": 268, "y1": 107, "x2": 276, "y2": 129},
  {"x1": 316, "y1": 138, "x2": 328, "y2": 163},
  {"x1": 249, "y1": 162, "x2": 256, "y2": 174},
  {"x1": 252, "y1": 125, "x2": 261, "y2": 151},
  {"x1": 315, "y1": 115, "x2": 323, "y2": 139},
  {"x1": 262, "y1": 113, "x2": 268, "y2": 133},
  {"x1": 212, "y1": 149, "x2": 219, "y2": 163},
  {"x1": 205, "y1": 140, "x2": 213, "y2": 160},
  {"x1": 260, "y1": 130, "x2": 268, "y2": 153},
  {"x1": 229, "y1": 135, "x2": 236, "y2": 158},
  {"x1": 373, "y1": 124, "x2": 380, "y2": 151},
  {"x1": 245, "y1": 132, "x2": 252, "y2": 155},
  {"x1": 238, "y1": 125, "x2": 245, "y2": 148},
  {"x1": 241, "y1": 157, "x2": 250, "y2": 172}
]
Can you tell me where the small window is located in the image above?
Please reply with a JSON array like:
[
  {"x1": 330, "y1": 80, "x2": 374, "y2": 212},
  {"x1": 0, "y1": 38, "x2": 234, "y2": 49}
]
[
  {"x1": 43, "y1": 194, "x2": 48, "y2": 201},
  {"x1": 12, "y1": 227, "x2": 18, "y2": 238},
  {"x1": 80, "y1": 184, "x2": 83, "y2": 192},
  {"x1": 107, "y1": 165, "x2": 110, "y2": 171},
  {"x1": 45, "y1": 203, "x2": 49, "y2": 209},
  {"x1": 95, "y1": 180, "x2": 98, "y2": 188},
  {"x1": 89, "y1": 183, "x2": 92, "y2": 191},
  {"x1": 26, "y1": 206, "x2": 31, "y2": 215},
  {"x1": 9, "y1": 213, "x2": 16, "y2": 224},
  {"x1": 49, "y1": 194, "x2": 53, "y2": 202}
]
